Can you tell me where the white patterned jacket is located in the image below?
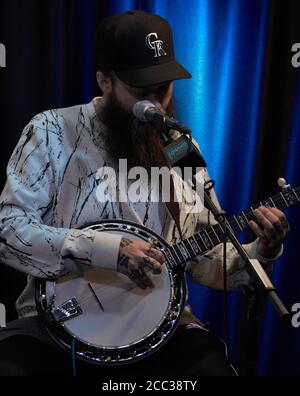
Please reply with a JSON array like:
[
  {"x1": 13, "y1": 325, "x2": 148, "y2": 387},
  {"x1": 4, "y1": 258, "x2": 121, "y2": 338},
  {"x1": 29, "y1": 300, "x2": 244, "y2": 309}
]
[{"x1": 0, "y1": 98, "x2": 278, "y2": 320}]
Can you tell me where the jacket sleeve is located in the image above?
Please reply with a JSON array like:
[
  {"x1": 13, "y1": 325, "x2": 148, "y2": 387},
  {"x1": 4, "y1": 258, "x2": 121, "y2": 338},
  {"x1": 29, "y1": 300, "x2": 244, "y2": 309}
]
[
  {"x1": 185, "y1": 169, "x2": 283, "y2": 290},
  {"x1": 0, "y1": 113, "x2": 121, "y2": 279}
]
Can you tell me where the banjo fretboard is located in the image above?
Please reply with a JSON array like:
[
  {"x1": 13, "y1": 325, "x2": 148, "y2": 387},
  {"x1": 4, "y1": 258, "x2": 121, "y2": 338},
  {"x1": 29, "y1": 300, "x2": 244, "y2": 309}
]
[{"x1": 163, "y1": 185, "x2": 300, "y2": 268}]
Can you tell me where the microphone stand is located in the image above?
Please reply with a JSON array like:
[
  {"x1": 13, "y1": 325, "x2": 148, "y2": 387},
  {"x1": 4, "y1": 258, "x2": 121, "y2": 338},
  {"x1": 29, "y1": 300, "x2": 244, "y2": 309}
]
[
  {"x1": 202, "y1": 188, "x2": 290, "y2": 319},
  {"x1": 162, "y1": 125, "x2": 290, "y2": 375},
  {"x1": 162, "y1": 126, "x2": 290, "y2": 318},
  {"x1": 202, "y1": 188, "x2": 291, "y2": 376}
]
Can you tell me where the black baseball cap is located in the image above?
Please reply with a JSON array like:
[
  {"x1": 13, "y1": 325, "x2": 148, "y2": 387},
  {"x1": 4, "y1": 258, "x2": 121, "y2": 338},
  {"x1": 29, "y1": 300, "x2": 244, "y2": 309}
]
[{"x1": 95, "y1": 10, "x2": 191, "y2": 87}]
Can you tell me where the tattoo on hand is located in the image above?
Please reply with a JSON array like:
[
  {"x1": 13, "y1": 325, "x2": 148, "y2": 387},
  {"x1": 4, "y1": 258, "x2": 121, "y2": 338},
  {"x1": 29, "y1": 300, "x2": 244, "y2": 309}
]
[
  {"x1": 143, "y1": 256, "x2": 153, "y2": 271},
  {"x1": 120, "y1": 238, "x2": 133, "y2": 249},
  {"x1": 118, "y1": 238, "x2": 133, "y2": 264},
  {"x1": 147, "y1": 241, "x2": 161, "y2": 257},
  {"x1": 118, "y1": 255, "x2": 129, "y2": 269}
]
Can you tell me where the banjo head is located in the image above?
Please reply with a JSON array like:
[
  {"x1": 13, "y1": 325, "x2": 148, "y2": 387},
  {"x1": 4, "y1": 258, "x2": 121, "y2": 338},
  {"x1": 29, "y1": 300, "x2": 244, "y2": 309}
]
[{"x1": 36, "y1": 220, "x2": 186, "y2": 365}]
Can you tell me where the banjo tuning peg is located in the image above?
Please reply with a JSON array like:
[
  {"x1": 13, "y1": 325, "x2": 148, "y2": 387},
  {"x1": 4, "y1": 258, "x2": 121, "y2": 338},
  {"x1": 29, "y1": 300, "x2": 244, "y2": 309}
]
[{"x1": 278, "y1": 177, "x2": 290, "y2": 190}]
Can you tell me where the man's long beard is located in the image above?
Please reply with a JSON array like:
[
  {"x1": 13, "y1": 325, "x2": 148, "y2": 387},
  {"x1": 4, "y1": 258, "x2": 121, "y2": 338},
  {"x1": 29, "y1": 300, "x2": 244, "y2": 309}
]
[{"x1": 98, "y1": 90, "x2": 174, "y2": 171}]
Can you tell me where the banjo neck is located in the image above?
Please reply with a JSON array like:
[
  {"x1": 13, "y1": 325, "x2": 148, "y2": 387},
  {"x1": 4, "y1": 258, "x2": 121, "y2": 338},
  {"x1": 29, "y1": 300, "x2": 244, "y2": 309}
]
[
  {"x1": 163, "y1": 185, "x2": 300, "y2": 269},
  {"x1": 36, "y1": 184, "x2": 299, "y2": 366}
]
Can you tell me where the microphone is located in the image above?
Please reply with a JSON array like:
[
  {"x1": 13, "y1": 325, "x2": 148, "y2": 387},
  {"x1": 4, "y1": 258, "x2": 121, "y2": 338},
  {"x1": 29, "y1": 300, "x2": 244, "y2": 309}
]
[
  {"x1": 133, "y1": 100, "x2": 207, "y2": 168},
  {"x1": 133, "y1": 100, "x2": 191, "y2": 134}
]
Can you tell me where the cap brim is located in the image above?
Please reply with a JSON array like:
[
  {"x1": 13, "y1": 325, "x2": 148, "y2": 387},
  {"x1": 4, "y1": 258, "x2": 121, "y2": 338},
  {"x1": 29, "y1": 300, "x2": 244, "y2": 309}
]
[{"x1": 115, "y1": 60, "x2": 192, "y2": 87}]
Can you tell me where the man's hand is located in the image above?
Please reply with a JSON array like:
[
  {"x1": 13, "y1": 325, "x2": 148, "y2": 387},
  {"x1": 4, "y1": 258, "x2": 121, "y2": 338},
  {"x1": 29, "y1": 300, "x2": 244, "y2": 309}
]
[
  {"x1": 117, "y1": 238, "x2": 165, "y2": 289},
  {"x1": 249, "y1": 207, "x2": 290, "y2": 259}
]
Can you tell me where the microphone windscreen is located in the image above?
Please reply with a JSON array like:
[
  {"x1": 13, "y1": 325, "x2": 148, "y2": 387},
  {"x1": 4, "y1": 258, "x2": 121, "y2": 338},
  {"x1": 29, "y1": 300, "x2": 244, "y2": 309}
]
[{"x1": 133, "y1": 100, "x2": 155, "y2": 122}]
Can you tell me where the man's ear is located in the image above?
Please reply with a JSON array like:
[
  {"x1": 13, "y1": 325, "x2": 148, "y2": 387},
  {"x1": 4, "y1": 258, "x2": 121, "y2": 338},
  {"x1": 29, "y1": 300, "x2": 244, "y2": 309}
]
[{"x1": 96, "y1": 71, "x2": 112, "y2": 96}]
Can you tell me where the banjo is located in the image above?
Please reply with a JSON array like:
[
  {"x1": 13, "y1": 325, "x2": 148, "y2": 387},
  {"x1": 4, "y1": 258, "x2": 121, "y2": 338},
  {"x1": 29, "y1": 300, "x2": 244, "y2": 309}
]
[{"x1": 36, "y1": 182, "x2": 300, "y2": 366}]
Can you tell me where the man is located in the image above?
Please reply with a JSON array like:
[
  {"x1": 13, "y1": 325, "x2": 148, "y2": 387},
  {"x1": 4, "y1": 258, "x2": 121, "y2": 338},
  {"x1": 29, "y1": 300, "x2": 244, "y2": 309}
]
[{"x1": 0, "y1": 10, "x2": 289, "y2": 376}]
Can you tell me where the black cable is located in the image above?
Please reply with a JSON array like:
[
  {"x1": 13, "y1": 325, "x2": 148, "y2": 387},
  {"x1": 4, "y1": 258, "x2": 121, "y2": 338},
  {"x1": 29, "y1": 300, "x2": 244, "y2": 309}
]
[
  {"x1": 221, "y1": 212, "x2": 232, "y2": 375},
  {"x1": 72, "y1": 338, "x2": 77, "y2": 377}
]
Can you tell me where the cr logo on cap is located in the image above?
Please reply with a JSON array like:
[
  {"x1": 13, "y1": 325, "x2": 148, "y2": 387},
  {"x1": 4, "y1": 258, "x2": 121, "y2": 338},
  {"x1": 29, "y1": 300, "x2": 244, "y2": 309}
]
[{"x1": 146, "y1": 33, "x2": 167, "y2": 58}]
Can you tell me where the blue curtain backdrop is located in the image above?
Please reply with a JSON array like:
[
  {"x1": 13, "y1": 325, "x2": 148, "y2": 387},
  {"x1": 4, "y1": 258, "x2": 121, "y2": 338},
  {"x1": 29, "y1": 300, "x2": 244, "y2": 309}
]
[{"x1": 0, "y1": 0, "x2": 299, "y2": 375}]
